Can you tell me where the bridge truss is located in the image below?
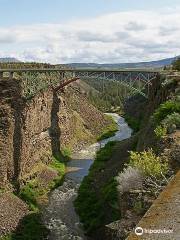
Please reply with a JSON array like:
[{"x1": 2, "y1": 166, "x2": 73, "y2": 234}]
[
  {"x1": 71, "y1": 70, "x2": 158, "y2": 98},
  {"x1": 0, "y1": 68, "x2": 159, "y2": 98}
]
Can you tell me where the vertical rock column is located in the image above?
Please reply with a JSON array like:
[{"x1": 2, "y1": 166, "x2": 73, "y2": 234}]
[
  {"x1": 0, "y1": 105, "x2": 15, "y2": 187},
  {"x1": 0, "y1": 78, "x2": 23, "y2": 188}
]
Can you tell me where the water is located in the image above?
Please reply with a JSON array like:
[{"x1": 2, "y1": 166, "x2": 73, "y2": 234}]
[{"x1": 42, "y1": 114, "x2": 132, "y2": 240}]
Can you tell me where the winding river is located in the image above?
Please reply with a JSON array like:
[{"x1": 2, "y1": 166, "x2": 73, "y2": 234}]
[{"x1": 42, "y1": 114, "x2": 132, "y2": 240}]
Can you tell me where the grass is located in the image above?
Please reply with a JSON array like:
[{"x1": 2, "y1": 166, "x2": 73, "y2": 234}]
[
  {"x1": 19, "y1": 157, "x2": 66, "y2": 211},
  {"x1": 53, "y1": 148, "x2": 72, "y2": 162},
  {"x1": 61, "y1": 147, "x2": 72, "y2": 159},
  {"x1": 49, "y1": 157, "x2": 66, "y2": 189},
  {"x1": 97, "y1": 115, "x2": 118, "y2": 141},
  {"x1": 74, "y1": 141, "x2": 120, "y2": 235},
  {"x1": 19, "y1": 179, "x2": 41, "y2": 211}
]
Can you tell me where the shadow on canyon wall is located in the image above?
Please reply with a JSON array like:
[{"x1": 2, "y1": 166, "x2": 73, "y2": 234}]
[
  {"x1": 12, "y1": 101, "x2": 23, "y2": 190},
  {"x1": 50, "y1": 89, "x2": 63, "y2": 160}
]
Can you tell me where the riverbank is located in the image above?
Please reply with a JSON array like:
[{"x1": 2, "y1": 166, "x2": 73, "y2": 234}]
[
  {"x1": 74, "y1": 135, "x2": 137, "y2": 239},
  {"x1": 0, "y1": 156, "x2": 66, "y2": 240},
  {"x1": 74, "y1": 141, "x2": 120, "y2": 234}
]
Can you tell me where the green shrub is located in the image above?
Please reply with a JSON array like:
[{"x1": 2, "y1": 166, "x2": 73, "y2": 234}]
[
  {"x1": 19, "y1": 180, "x2": 40, "y2": 211},
  {"x1": 97, "y1": 115, "x2": 118, "y2": 141},
  {"x1": 133, "y1": 200, "x2": 144, "y2": 215},
  {"x1": 154, "y1": 112, "x2": 180, "y2": 137},
  {"x1": 172, "y1": 57, "x2": 180, "y2": 71},
  {"x1": 153, "y1": 100, "x2": 180, "y2": 124},
  {"x1": 102, "y1": 179, "x2": 119, "y2": 215},
  {"x1": 61, "y1": 147, "x2": 72, "y2": 158},
  {"x1": 96, "y1": 141, "x2": 116, "y2": 161},
  {"x1": 162, "y1": 112, "x2": 180, "y2": 129},
  {"x1": 75, "y1": 177, "x2": 119, "y2": 234},
  {"x1": 154, "y1": 125, "x2": 167, "y2": 138},
  {"x1": 128, "y1": 149, "x2": 168, "y2": 178},
  {"x1": 124, "y1": 114, "x2": 141, "y2": 132}
]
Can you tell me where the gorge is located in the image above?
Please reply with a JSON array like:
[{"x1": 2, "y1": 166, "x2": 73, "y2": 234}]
[
  {"x1": 0, "y1": 63, "x2": 179, "y2": 240},
  {"x1": 42, "y1": 114, "x2": 132, "y2": 240}
]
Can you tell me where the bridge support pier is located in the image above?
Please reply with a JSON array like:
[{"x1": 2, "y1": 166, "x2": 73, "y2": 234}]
[
  {"x1": 9, "y1": 72, "x2": 14, "y2": 80},
  {"x1": 0, "y1": 72, "x2": 3, "y2": 79}
]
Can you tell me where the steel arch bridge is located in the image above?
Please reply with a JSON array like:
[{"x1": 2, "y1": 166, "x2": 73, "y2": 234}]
[{"x1": 0, "y1": 68, "x2": 159, "y2": 98}]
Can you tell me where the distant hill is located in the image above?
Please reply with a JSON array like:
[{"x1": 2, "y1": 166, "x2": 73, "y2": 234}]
[
  {"x1": 0, "y1": 58, "x2": 20, "y2": 63},
  {"x1": 0, "y1": 56, "x2": 178, "y2": 68},
  {"x1": 66, "y1": 56, "x2": 178, "y2": 69}
]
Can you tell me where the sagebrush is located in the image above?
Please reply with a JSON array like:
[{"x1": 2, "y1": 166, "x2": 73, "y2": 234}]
[
  {"x1": 128, "y1": 149, "x2": 168, "y2": 178},
  {"x1": 116, "y1": 166, "x2": 143, "y2": 195}
]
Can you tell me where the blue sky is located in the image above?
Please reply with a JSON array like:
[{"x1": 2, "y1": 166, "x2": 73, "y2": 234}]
[
  {"x1": 0, "y1": 0, "x2": 179, "y2": 26},
  {"x1": 0, "y1": 0, "x2": 180, "y2": 63}
]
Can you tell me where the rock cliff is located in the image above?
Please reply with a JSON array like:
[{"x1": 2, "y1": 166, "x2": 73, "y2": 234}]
[{"x1": 0, "y1": 77, "x2": 113, "y2": 188}]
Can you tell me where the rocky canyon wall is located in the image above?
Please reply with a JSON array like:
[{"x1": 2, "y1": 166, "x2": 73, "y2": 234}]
[
  {"x1": 0, "y1": 79, "x2": 55, "y2": 187},
  {"x1": 0, "y1": 77, "x2": 112, "y2": 188}
]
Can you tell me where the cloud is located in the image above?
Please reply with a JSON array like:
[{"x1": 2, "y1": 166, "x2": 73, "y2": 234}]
[
  {"x1": 0, "y1": 7, "x2": 180, "y2": 63},
  {"x1": 77, "y1": 31, "x2": 115, "y2": 43},
  {"x1": 125, "y1": 22, "x2": 146, "y2": 31},
  {"x1": 0, "y1": 29, "x2": 17, "y2": 43}
]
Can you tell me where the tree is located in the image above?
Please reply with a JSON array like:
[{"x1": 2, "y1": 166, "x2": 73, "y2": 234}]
[{"x1": 172, "y1": 57, "x2": 180, "y2": 71}]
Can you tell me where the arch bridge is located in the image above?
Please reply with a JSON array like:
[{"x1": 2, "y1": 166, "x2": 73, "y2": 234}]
[{"x1": 0, "y1": 68, "x2": 159, "y2": 98}]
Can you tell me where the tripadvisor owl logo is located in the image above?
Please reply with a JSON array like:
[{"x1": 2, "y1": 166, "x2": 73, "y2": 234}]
[{"x1": 135, "y1": 227, "x2": 144, "y2": 236}]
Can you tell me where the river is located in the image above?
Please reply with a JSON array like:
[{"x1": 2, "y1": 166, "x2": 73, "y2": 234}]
[{"x1": 42, "y1": 113, "x2": 132, "y2": 240}]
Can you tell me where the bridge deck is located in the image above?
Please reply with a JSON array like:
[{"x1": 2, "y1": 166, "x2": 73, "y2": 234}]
[
  {"x1": 0, "y1": 68, "x2": 159, "y2": 98},
  {"x1": 0, "y1": 68, "x2": 160, "y2": 73}
]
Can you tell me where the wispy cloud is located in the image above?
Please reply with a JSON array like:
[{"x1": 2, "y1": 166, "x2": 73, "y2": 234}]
[{"x1": 0, "y1": 7, "x2": 180, "y2": 63}]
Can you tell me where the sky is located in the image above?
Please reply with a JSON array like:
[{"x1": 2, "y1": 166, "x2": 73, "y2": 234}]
[{"x1": 0, "y1": 0, "x2": 180, "y2": 63}]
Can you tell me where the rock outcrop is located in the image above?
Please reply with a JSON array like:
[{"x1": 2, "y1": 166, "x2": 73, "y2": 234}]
[
  {"x1": 0, "y1": 193, "x2": 29, "y2": 236},
  {"x1": 0, "y1": 77, "x2": 112, "y2": 188}
]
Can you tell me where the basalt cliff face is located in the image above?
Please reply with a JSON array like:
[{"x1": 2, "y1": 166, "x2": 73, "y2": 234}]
[{"x1": 0, "y1": 78, "x2": 112, "y2": 188}]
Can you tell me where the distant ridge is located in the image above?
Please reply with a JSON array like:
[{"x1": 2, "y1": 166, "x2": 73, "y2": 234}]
[
  {"x1": 66, "y1": 56, "x2": 178, "y2": 69},
  {"x1": 0, "y1": 56, "x2": 178, "y2": 68},
  {"x1": 0, "y1": 57, "x2": 20, "y2": 63}
]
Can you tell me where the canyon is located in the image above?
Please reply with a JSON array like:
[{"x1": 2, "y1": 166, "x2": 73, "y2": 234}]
[{"x1": 0, "y1": 68, "x2": 179, "y2": 240}]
